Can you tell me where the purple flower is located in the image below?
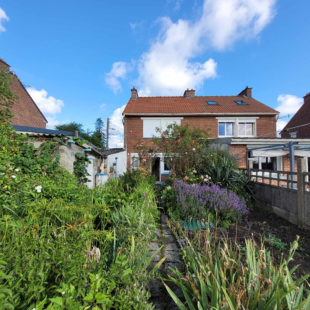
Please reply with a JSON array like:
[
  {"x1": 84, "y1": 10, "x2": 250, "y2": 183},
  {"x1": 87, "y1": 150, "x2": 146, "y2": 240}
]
[{"x1": 173, "y1": 180, "x2": 249, "y2": 220}]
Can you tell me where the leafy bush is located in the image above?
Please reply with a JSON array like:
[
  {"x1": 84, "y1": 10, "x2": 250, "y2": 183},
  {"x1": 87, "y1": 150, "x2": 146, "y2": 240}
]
[
  {"x1": 169, "y1": 179, "x2": 249, "y2": 225},
  {"x1": 165, "y1": 228, "x2": 310, "y2": 309},
  {"x1": 184, "y1": 149, "x2": 254, "y2": 205}
]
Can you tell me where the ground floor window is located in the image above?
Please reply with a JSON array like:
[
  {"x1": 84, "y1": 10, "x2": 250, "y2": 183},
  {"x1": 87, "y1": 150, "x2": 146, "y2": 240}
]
[
  {"x1": 250, "y1": 156, "x2": 282, "y2": 171},
  {"x1": 164, "y1": 157, "x2": 172, "y2": 172},
  {"x1": 131, "y1": 156, "x2": 139, "y2": 170}
]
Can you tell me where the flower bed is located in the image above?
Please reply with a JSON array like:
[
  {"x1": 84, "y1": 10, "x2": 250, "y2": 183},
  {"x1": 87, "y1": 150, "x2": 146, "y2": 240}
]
[{"x1": 164, "y1": 180, "x2": 249, "y2": 227}]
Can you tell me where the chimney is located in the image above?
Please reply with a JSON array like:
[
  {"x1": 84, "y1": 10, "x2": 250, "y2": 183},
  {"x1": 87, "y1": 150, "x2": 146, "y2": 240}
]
[
  {"x1": 238, "y1": 86, "x2": 252, "y2": 98},
  {"x1": 131, "y1": 86, "x2": 138, "y2": 100},
  {"x1": 304, "y1": 92, "x2": 310, "y2": 105},
  {"x1": 183, "y1": 88, "x2": 195, "y2": 98}
]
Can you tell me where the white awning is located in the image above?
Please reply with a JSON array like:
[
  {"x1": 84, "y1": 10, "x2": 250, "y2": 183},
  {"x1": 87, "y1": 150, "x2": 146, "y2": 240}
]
[{"x1": 251, "y1": 150, "x2": 289, "y2": 157}]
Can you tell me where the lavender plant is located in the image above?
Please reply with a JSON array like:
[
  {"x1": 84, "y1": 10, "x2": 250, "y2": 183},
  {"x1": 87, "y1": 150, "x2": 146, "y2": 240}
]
[{"x1": 173, "y1": 180, "x2": 249, "y2": 224}]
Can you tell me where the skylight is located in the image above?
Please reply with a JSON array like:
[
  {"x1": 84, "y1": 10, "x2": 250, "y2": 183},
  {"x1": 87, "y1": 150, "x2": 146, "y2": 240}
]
[
  {"x1": 207, "y1": 101, "x2": 217, "y2": 105},
  {"x1": 235, "y1": 100, "x2": 248, "y2": 105}
]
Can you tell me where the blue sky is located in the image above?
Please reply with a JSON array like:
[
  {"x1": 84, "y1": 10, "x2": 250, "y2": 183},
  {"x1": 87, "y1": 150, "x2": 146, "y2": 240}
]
[{"x1": 0, "y1": 0, "x2": 309, "y2": 146}]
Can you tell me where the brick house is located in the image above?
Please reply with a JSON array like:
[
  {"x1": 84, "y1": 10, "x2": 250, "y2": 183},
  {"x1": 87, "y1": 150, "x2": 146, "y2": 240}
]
[
  {"x1": 281, "y1": 92, "x2": 310, "y2": 138},
  {"x1": 0, "y1": 58, "x2": 47, "y2": 128},
  {"x1": 123, "y1": 87, "x2": 284, "y2": 180}
]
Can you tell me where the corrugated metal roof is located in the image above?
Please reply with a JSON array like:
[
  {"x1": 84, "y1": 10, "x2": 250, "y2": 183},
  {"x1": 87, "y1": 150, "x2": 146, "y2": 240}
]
[{"x1": 13, "y1": 125, "x2": 74, "y2": 136}]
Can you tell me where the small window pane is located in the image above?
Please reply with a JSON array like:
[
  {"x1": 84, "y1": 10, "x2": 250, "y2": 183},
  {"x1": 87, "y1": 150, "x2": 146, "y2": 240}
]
[
  {"x1": 131, "y1": 157, "x2": 139, "y2": 170},
  {"x1": 226, "y1": 123, "x2": 233, "y2": 136},
  {"x1": 238, "y1": 123, "x2": 245, "y2": 136},
  {"x1": 246, "y1": 123, "x2": 254, "y2": 136},
  {"x1": 164, "y1": 158, "x2": 171, "y2": 171},
  {"x1": 218, "y1": 123, "x2": 225, "y2": 136}
]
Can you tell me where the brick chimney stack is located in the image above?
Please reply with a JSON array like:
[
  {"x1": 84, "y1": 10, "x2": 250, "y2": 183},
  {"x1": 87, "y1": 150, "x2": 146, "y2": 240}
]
[
  {"x1": 238, "y1": 86, "x2": 252, "y2": 98},
  {"x1": 304, "y1": 92, "x2": 310, "y2": 105},
  {"x1": 183, "y1": 88, "x2": 195, "y2": 98},
  {"x1": 131, "y1": 87, "x2": 138, "y2": 100}
]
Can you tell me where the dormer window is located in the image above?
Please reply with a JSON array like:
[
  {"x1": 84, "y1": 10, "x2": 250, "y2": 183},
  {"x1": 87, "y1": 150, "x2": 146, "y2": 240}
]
[
  {"x1": 207, "y1": 100, "x2": 217, "y2": 105},
  {"x1": 235, "y1": 100, "x2": 248, "y2": 105}
]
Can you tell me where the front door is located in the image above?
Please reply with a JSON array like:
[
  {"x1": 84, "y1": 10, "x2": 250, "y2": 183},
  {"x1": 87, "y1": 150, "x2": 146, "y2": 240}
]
[{"x1": 151, "y1": 157, "x2": 160, "y2": 181}]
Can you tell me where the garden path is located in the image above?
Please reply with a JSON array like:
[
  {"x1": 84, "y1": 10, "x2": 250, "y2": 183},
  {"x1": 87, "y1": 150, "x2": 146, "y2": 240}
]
[{"x1": 148, "y1": 214, "x2": 183, "y2": 309}]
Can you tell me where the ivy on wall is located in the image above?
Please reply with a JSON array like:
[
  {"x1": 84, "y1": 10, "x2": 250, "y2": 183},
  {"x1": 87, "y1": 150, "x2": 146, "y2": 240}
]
[{"x1": 73, "y1": 152, "x2": 90, "y2": 184}]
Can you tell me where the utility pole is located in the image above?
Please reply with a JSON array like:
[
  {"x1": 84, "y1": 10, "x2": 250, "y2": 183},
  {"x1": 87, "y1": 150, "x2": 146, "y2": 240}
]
[{"x1": 106, "y1": 117, "x2": 110, "y2": 149}]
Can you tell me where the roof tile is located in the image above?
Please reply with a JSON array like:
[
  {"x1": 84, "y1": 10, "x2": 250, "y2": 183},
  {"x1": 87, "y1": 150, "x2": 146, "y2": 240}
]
[{"x1": 123, "y1": 96, "x2": 278, "y2": 115}]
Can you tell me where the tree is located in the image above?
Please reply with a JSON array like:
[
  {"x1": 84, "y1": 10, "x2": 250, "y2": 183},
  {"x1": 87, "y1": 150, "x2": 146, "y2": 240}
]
[
  {"x1": 134, "y1": 124, "x2": 209, "y2": 176},
  {"x1": 56, "y1": 122, "x2": 83, "y2": 133},
  {"x1": 0, "y1": 69, "x2": 15, "y2": 123},
  {"x1": 90, "y1": 118, "x2": 106, "y2": 149},
  {"x1": 56, "y1": 119, "x2": 106, "y2": 149}
]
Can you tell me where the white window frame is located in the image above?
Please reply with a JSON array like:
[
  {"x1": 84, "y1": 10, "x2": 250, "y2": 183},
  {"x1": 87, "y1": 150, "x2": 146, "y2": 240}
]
[
  {"x1": 141, "y1": 117, "x2": 183, "y2": 138},
  {"x1": 218, "y1": 122, "x2": 234, "y2": 137},
  {"x1": 217, "y1": 117, "x2": 258, "y2": 138},
  {"x1": 162, "y1": 156, "x2": 172, "y2": 174},
  {"x1": 290, "y1": 131, "x2": 297, "y2": 138}
]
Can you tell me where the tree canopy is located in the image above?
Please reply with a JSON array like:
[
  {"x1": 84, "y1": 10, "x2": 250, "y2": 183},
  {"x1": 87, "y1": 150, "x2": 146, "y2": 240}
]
[{"x1": 56, "y1": 118, "x2": 106, "y2": 148}]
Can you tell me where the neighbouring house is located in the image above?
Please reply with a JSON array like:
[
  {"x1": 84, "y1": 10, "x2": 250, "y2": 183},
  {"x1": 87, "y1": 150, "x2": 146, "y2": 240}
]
[
  {"x1": 13, "y1": 125, "x2": 127, "y2": 188},
  {"x1": 123, "y1": 87, "x2": 280, "y2": 180},
  {"x1": 95, "y1": 148, "x2": 127, "y2": 186},
  {"x1": 123, "y1": 87, "x2": 310, "y2": 181},
  {"x1": 281, "y1": 92, "x2": 310, "y2": 138},
  {"x1": 0, "y1": 58, "x2": 47, "y2": 128}
]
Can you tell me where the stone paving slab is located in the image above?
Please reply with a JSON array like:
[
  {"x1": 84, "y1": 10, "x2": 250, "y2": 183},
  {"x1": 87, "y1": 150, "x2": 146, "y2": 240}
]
[{"x1": 148, "y1": 213, "x2": 184, "y2": 309}]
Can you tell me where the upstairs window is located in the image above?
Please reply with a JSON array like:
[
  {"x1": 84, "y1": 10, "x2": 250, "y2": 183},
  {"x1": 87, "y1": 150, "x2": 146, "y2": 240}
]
[
  {"x1": 238, "y1": 122, "x2": 255, "y2": 136},
  {"x1": 290, "y1": 132, "x2": 297, "y2": 138},
  {"x1": 142, "y1": 118, "x2": 182, "y2": 138},
  {"x1": 218, "y1": 122, "x2": 233, "y2": 137}
]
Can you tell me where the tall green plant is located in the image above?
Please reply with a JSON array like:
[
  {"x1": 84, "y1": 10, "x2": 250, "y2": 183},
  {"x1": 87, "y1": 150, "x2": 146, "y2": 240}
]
[
  {"x1": 165, "y1": 228, "x2": 310, "y2": 309},
  {"x1": 0, "y1": 69, "x2": 15, "y2": 123}
]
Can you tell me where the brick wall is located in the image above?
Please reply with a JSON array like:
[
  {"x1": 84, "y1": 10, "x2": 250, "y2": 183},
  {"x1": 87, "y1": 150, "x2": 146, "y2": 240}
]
[
  {"x1": 124, "y1": 115, "x2": 277, "y2": 169},
  {"x1": 229, "y1": 145, "x2": 247, "y2": 168},
  {"x1": 9, "y1": 75, "x2": 47, "y2": 128},
  {"x1": 0, "y1": 60, "x2": 47, "y2": 128}
]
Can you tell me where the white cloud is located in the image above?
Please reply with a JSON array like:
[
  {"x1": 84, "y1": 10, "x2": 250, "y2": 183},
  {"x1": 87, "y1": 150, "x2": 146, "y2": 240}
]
[
  {"x1": 45, "y1": 116, "x2": 61, "y2": 129},
  {"x1": 201, "y1": 0, "x2": 276, "y2": 50},
  {"x1": 108, "y1": 104, "x2": 126, "y2": 148},
  {"x1": 276, "y1": 94, "x2": 303, "y2": 134},
  {"x1": 27, "y1": 87, "x2": 64, "y2": 115},
  {"x1": 105, "y1": 62, "x2": 130, "y2": 93},
  {"x1": 27, "y1": 87, "x2": 64, "y2": 129},
  {"x1": 276, "y1": 94, "x2": 303, "y2": 116},
  {"x1": 107, "y1": 0, "x2": 276, "y2": 95},
  {"x1": 0, "y1": 8, "x2": 9, "y2": 32}
]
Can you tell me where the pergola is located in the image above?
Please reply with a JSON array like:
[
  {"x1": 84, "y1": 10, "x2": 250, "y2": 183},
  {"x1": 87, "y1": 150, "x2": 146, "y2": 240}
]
[{"x1": 246, "y1": 142, "x2": 310, "y2": 172}]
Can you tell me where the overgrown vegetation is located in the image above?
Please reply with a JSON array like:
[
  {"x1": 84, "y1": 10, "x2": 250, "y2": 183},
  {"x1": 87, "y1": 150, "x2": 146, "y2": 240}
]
[
  {"x1": 165, "y1": 226, "x2": 310, "y2": 309},
  {"x1": 0, "y1": 125, "x2": 159, "y2": 308}
]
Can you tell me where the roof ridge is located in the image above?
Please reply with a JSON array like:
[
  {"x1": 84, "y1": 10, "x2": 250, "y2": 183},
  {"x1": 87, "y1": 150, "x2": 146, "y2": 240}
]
[{"x1": 135, "y1": 95, "x2": 246, "y2": 98}]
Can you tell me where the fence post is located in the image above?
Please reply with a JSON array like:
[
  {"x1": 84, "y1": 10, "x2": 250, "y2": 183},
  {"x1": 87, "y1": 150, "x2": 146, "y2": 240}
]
[
  {"x1": 297, "y1": 158, "x2": 307, "y2": 228},
  {"x1": 248, "y1": 160, "x2": 253, "y2": 178}
]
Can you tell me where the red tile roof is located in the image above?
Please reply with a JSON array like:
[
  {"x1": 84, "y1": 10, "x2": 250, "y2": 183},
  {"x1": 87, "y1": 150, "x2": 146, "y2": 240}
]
[
  {"x1": 281, "y1": 93, "x2": 310, "y2": 136},
  {"x1": 123, "y1": 95, "x2": 278, "y2": 115}
]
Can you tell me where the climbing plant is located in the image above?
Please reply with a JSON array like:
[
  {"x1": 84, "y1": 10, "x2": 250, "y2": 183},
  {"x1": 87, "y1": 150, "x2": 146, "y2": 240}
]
[{"x1": 73, "y1": 152, "x2": 90, "y2": 184}]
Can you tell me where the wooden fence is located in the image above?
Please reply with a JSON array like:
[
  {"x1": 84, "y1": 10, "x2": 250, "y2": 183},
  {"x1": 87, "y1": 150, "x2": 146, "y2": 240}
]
[{"x1": 241, "y1": 158, "x2": 310, "y2": 229}]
